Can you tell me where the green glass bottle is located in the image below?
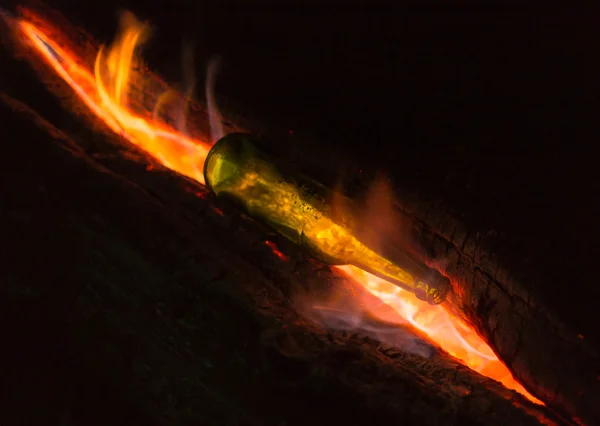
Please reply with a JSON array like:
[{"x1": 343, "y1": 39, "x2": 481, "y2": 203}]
[{"x1": 204, "y1": 133, "x2": 450, "y2": 305}]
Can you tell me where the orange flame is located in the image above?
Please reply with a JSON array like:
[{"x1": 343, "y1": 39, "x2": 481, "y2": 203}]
[
  {"x1": 331, "y1": 176, "x2": 542, "y2": 404},
  {"x1": 10, "y1": 9, "x2": 541, "y2": 407},
  {"x1": 16, "y1": 12, "x2": 211, "y2": 184},
  {"x1": 335, "y1": 267, "x2": 542, "y2": 404}
]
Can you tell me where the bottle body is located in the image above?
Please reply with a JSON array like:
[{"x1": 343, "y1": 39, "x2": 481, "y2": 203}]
[{"x1": 204, "y1": 133, "x2": 449, "y2": 305}]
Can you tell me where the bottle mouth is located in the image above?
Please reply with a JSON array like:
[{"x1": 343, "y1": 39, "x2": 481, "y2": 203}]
[{"x1": 414, "y1": 276, "x2": 451, "y2": 305}]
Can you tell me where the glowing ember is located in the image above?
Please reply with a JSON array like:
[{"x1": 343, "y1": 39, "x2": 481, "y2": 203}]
[
  {"x1": 7, "y1": 8, "x2": 542, "y2": 406},
  {"x1": 265, "y1": 241, "x2": 291, "y2": 262}
]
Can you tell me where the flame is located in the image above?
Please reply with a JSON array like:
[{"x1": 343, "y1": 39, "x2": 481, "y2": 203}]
[
  {"x1": 331, "y1": 177, "x2": 542, "y2": 404},
  {"x1": 9, "y1": 9, "x2": 542, "y2": 407},
  {"x1": 336, "y1": 265, "x2": 542, "y2": 404},
  {"x1": 15, "y1": 11, "x2": 211, "y2": 184}
]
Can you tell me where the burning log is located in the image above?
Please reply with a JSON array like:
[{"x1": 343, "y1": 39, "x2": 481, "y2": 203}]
[
  {"x1": 0, "y1": 87, "x2": 562, "y2": 425},
  {"x1": 1, "y1": 5, "x2": 597, "y2": 425}
]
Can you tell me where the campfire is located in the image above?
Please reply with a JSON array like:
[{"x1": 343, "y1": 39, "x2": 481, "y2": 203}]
[{"x1": 1, "y1": 5, "x2": 596, "y2": 425}]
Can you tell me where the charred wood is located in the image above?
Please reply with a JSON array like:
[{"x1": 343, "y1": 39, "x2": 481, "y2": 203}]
[{"x1": 0, "y1": 82, "x2": 563, "y2": 425}]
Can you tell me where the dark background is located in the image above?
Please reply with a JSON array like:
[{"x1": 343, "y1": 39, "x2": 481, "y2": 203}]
[{"x1": 5, "y1": 1, "x2": 599, "y2": 344}]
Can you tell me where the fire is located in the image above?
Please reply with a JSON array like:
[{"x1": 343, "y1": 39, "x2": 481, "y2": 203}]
[
  {"x1": 7, "y1": 8, "x2": 541, "y2": 407},
  {"x1": 336, "y1": 265, "x2": 542, "y2": 404},
  {"x1": 15, "y1": 11, "x2": 211, "y2": 184}
]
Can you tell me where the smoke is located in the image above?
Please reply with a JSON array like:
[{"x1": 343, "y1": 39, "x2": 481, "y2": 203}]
[
  {"x1": 205, "y1": 56, "x2": 224, "y2": 143},
  {"x1": 152, "y1": 40, "x2": 195, "y2": 133},
  {"x1": 177, "y1": 40, "x2": 196, "y2": 135},
  {"x1": 295, "y1": 273, "x2": 436, "y2": 360},
  {"x1": 309, "y1": 304, "x2": 435, "y2": 359},
  {"x1": 359, "y1": 174, "x2": 405, "y2": 251},
  {"x1": 0, "y1": 7, "x2": 14, "y2": 23}
]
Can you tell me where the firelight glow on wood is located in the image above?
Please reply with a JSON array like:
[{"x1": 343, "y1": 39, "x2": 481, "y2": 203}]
[{"x1": 7, "y1": 7, "x2": 542, "y2": 405}]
